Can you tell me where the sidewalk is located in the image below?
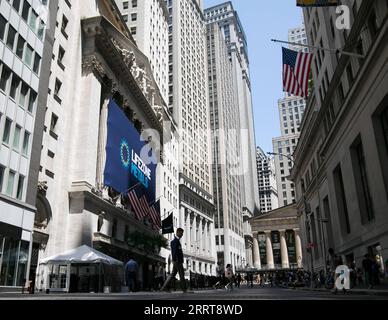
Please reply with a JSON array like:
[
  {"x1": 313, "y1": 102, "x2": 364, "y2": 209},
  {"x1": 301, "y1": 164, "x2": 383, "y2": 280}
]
[{"x1": 294, "y1": 284, "x2": 388, "y2": 297}]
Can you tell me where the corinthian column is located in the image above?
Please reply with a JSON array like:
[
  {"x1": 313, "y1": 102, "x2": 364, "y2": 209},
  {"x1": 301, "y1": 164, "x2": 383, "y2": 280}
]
[
  {"x1": 252, "y1": 233, "x2": 261, "y2": 269},
  {"x1": 280, "y1": 230, "x2": 289, "y2": 269},
  {"x1": 294, "y1": 228, "x2": 303, "y2": 268},
  {"x1": 265, "y1": 231, "x2": 275, "y2": 269}
]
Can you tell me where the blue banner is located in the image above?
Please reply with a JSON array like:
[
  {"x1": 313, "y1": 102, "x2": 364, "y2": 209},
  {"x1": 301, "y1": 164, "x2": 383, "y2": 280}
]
[{"x1": 104, "y1": 99, "x2": 156, "y2": 202}]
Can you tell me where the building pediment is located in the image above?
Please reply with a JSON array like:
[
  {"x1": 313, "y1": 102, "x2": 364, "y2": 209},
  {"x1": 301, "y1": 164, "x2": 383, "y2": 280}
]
[{"x1": 81, "y1": 16, "x2": 168, "y2": 138}]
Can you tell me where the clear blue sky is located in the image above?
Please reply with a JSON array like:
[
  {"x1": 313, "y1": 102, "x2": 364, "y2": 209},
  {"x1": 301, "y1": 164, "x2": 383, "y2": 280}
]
[{"x1": 204, "y1": 0, "x2": 303, "y2": 153}]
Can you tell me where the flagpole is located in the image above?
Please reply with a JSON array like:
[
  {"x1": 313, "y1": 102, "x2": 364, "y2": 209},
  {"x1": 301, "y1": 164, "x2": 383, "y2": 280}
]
[
  {"x1": 271, "y1": 39, "x2": 365, "y2": 59},
  {"x1": 112, "y1": 182, "x2": 142, "y2": 201}
]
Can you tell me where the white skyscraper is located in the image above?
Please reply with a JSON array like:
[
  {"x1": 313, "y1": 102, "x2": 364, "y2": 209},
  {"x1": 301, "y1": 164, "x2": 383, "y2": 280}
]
[
  {"x1": 204, "y1": 1, "x2": 260, "y2": 268},
  {"x1": 256, "y1": 147, "x2": 278, "y2": 214},
  {"x1": 116, "y1": 0, "x2": 169, "y2": 102},
  {"x1": 272, "y1": 25, "x2": 307, "y2": 207},
  {"x1": 167, "y1": 0, "x2": 216, "y2": 276},
  {"x1": 207, "y1": 22, "x2": 246, "y2": 270}
]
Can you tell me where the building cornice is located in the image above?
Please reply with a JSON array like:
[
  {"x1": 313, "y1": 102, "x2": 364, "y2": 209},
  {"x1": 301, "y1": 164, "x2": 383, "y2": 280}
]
[{"x1": 81, "y1": 16, "x2": 166, "y2": 137}]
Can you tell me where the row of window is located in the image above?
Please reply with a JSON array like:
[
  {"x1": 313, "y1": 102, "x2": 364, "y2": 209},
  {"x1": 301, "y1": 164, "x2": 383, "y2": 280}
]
[
  {"x1": 0, "y1": 64, "x2": 37, "y2": 113},
  {"x1": 0, "y1": 164, "x2": 25, "y2": 200},
  {"x1": 4, "y1": 0, "x2": 46, "y2": 41},
  {"x1": 0, "y1": 14, "x2": 41, "y2": 75}
]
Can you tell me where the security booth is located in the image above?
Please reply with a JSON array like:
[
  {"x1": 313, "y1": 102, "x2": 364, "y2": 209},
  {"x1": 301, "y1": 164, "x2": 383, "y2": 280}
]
[{"x1": 37, "y1": 245, "x2": 124, "y2": 293}]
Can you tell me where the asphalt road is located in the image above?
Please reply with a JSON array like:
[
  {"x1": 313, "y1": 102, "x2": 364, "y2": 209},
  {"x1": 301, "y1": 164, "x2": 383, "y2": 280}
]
[{"x1": 1, "y1": 286, "x2": 387, "y2": 300}]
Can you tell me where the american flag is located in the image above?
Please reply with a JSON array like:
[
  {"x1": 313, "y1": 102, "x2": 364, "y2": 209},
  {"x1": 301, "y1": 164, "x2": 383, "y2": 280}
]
[
  {"x1": 148, "y1": 200, "x2": 161, "y2": 231},
  {"x1": 128, "y1": 189, "x2": 149, "y2": 221},
  {"x1": 282, "y1": 47, "x2": 313, "y2": 98}
]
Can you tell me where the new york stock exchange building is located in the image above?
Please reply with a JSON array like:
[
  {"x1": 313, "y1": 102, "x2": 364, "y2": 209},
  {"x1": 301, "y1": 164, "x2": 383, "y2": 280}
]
[{"x1": 29, "y1": 0, "x2": 175, "y2": 293}]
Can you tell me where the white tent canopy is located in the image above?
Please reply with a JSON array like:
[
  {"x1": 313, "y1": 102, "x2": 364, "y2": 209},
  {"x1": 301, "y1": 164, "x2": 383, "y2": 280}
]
[{"x1": 39, "y1": 245, "x2": 123, "y2": 266}]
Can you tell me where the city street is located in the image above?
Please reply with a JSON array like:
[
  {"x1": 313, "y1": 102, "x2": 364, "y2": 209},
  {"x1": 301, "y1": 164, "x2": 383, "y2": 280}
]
[{"x1": 1, "y1": 286, "x2": 387, "y2": 300}]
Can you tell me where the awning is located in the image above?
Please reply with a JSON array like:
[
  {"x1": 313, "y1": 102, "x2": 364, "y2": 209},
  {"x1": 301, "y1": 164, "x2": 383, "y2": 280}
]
[{"x1": 39, "y1": 245, "x2": 124, "y2": 266}]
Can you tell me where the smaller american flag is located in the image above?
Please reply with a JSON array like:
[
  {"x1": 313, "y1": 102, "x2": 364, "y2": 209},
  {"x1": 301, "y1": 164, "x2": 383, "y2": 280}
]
[
  {"x1": 283, "y1": 47, "x2": 313, "y2": 98},
  {"x1": 128, "y1": 189, "x2": 149, "y2": 221},
  {"x1": 149, "y1": 200, "x2": 161, "y2": 231}
]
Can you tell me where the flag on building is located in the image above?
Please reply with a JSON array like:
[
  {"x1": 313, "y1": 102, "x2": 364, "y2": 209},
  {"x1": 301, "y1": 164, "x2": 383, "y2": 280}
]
[
  {"x1": 296, "y1": 0, "x2": 337, "y2": 7},
  {"x1": 162, "y1": 213, "x2": 174, "y2": 235},
  {"x1": 128, "y1": 186, "x2": 150, "y2": 222},
  {"x1": 282, "y1": 47, "x2": 313, "y2": 98},
  {"x1": 149, "y1": 200, "x2": 162, "y2": 231}
]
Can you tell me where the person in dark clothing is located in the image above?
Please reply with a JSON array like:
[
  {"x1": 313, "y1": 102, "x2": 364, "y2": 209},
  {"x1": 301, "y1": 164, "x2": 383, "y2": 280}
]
[
  {"x1": 362, "y1": 254, "x2": 373, "y2": 289},
  {"x1": 160, "y1": 228, "x2": 187, "y2": 292},
  {"x1": 236, "y1": 273, "x2": 242, "y2": 288}
]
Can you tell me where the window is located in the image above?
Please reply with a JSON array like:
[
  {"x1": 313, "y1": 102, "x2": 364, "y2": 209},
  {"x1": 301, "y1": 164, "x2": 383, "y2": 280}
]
[
  {"x1": 131, "y1": 13, "x2": 137, "y2": 21},
  {"x1": 0, "y1": 67, "x2": 11, "y2": 92},
  {"x1": 50, "y1": 113, "x2": 58, "y2": 132},
  {"x1": 22, "y1": 132, "x2": 30, "y2": 155},
  {"x1": 12, "y1": 0, "x2": 21, "y2": 13},
  {"x1": 123, "y1": 1, "x2": 129, "y2": 9},
  {"x1": 33, "y1": 54, "x2": 41, "y2": 74},
  {"x1": 24, "y1": 45, "x2": 33, "y2": 67},
  {"x1": 28, "y1": 91, "x2": 36, "y2": 112},
  {"x1": 9, "y1": 75, "x2": 20, "y2": 99},
  {"x1": 21, "y1": 1, "x2": 30, "y2": 21},
  {"x1": 16, "y1": 175, "x2": 24, "y2": 200},
  {"x1": 19, "y1": 83, "x2": 28, "y2": 108},
  {"x1": 0, "y1": 164, "x2": 5, "y2": 194},
  {"x1": 0, "y1": 15, "x2": 6, "y2": 41},
  {"x1": 132, "y1": 0, "x2": 137, "y2": 7},
  {"x1": 333, "y1": 165, "x2": 351, "y2": 234},
  {"x1": 6, "y1": 26, "x2": 17, "y2": 49},
  {"x1": 351, "y1": 136, "x2": 374, "y2": 223},
  {"x1": 61, "y1": 15, "x2": 69, "y2": 37},
  {"x1": 38, "y1": 20, "x2": 45, "y2": 40},
  {"x1": 16, "y1": 36, "x2": 25, "y2": 59},
  {"x1": 2, "y1": 118, "x2": 12, "y2": 144},
  {"x1": 6, "y1": 171, "x2": 15, "y2": 197},
  {"x1": 29, "y1": 10, "x2": 38, "y2": 32},
  {"x1": 54, "y1": 79, "x2": 62, "y2": 96},
  {"x1": 13, "y1": 125, "x2": 21, "y2": 149},
  {"x1": 58, "y1": 46, "x2": 65, "y2": 65}
]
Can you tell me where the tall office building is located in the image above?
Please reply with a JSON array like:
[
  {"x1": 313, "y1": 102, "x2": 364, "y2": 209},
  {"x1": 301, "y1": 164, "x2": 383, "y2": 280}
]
[
  {"x1": 272, "y1": 25, "x2": 307, "y2": 207},
  {"x1": 0, "y1": 0, "x2": 53, "y2": 290},
  {"x1": 116, "y1": 0, "x2": 169, "y2": 102},
  {"x1": 256, "y1": 147, "x2": 278, "y2": 214},
  {"x1": 167, "y1": 0, "x2": 216, "y2": 276},
  {"x1": 207, "y1": 22, "x2": 246, "y2": 270},
  {"x1": 204, "y1": 2, "x2": 260, "y2": 268}
]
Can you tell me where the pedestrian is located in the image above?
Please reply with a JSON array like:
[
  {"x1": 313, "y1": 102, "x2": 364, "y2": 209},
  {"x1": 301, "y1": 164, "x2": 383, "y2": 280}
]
[
  {"x1": 160, "y1": 228, "x2": 188, "y2": 293},
  {"x1": 154, "y1": 263, "x2": 165, "y2": 291},
  {"x1": 213, "y1": 262, "x2": 223, "y2": 289},
  {"x1": 224, "y1": 264, "x2": 234, "y2": 291},
  {"x1": 125, "y1": 258, "x2": 139, "y2": 292},
  {"x1": 236, "y1": 273, "x2": 242, "y2": 288},
  {"x1": 362, "y1": 254, "x2": 373, "y2": 289}
]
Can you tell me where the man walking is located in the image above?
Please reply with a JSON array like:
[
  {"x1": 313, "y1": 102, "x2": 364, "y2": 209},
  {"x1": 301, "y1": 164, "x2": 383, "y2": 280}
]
[
  {"x1": 160, "y1": 228, "x2": 188, "y2": 293},
  {"x1": 125, "y1": 258, "x2": 139, "y2": 292}
]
